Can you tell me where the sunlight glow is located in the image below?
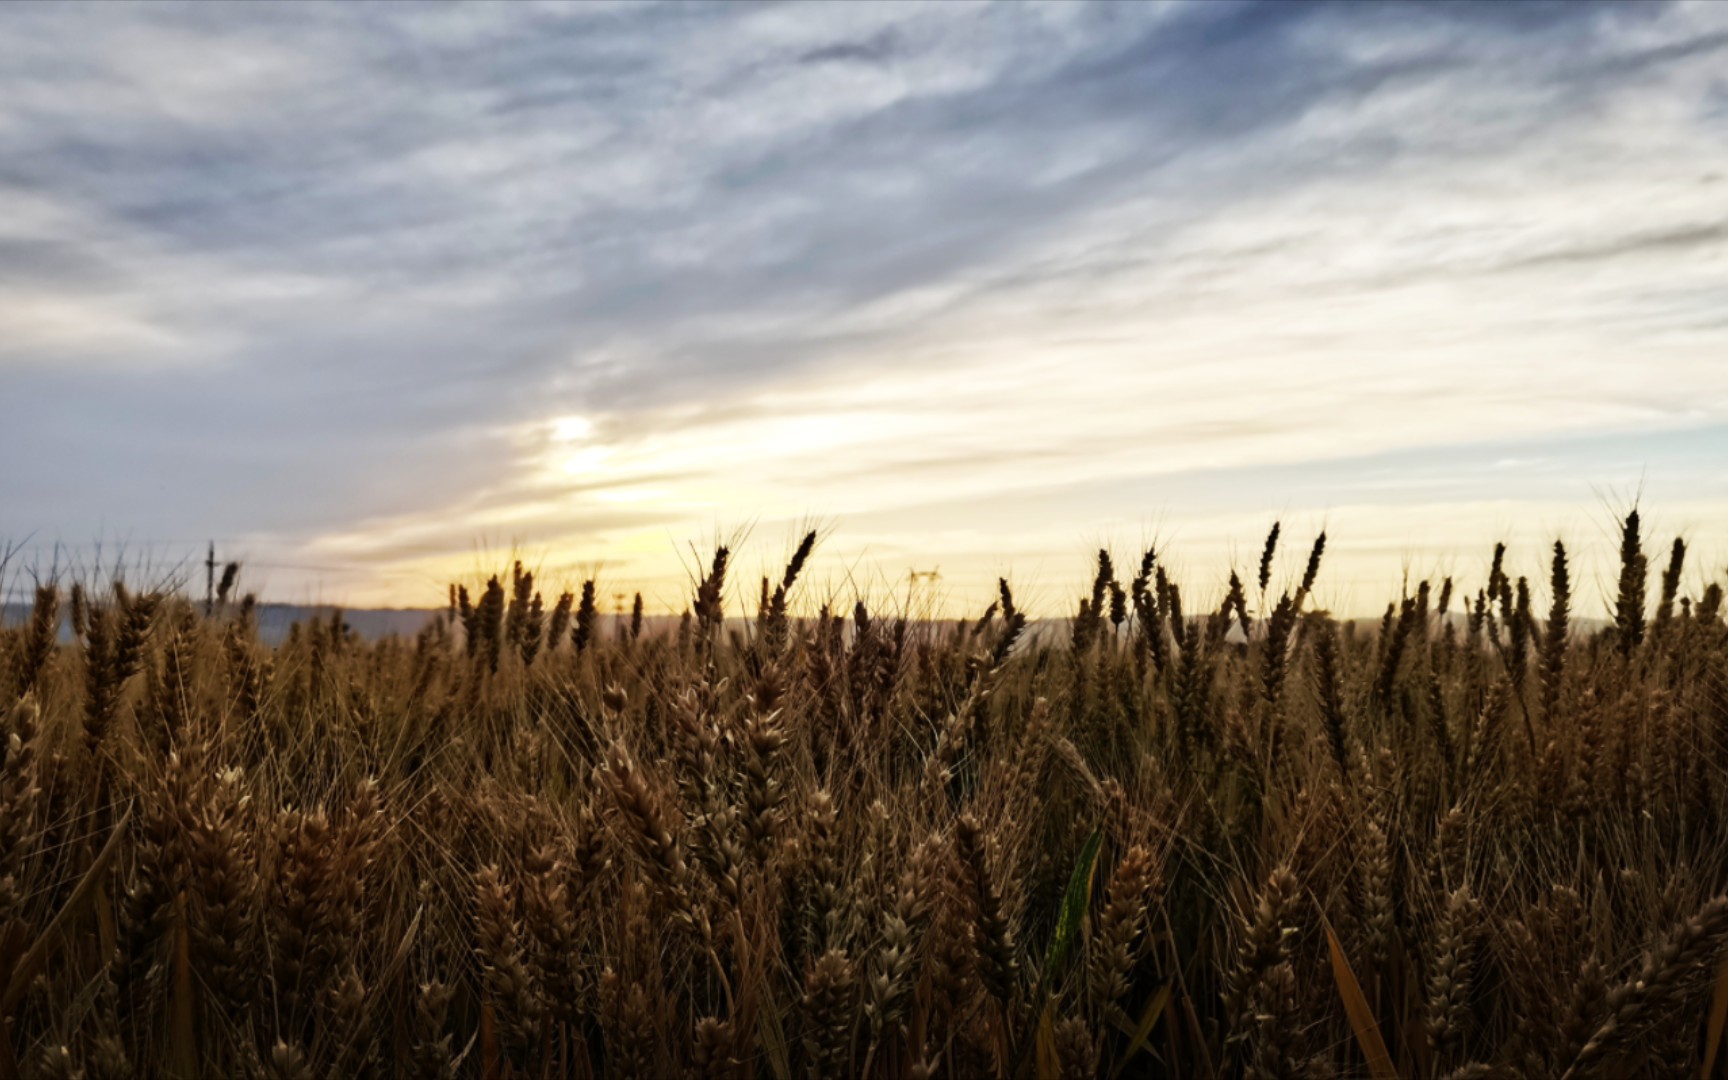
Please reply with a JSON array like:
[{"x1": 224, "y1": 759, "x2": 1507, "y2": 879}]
[{"x1": 551, "y1": 415, "x2": 593, "y2": 442}]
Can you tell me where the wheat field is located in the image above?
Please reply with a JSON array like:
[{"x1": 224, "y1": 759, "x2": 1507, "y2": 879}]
[{"x1": 1, "y1": 512, "x2": 1726, "y2": 1079}]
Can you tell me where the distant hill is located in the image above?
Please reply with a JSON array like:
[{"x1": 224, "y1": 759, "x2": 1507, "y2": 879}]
[
  {"x1": 252, "y1": 605, "x2": 443, "y2": 645},
  {"x1": 2, "y1": 602, "x2": 1613, "y2": 648},
  {"x1": 2, "y1": 601, "x2": 445, "y2": 646}
]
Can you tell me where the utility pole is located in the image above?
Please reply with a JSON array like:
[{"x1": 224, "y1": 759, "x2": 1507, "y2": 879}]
[{"x1": 205, "y1": 541, "x2": 216, "y2": 616}]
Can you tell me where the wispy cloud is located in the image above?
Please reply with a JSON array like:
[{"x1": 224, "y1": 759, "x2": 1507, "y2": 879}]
[{"x1": 3, "y1": 0, "x2": 1727, "y2": 611}]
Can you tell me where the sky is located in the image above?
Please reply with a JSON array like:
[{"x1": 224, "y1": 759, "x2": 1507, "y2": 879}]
[{"x1": 4, "y1": 0, "x2": 1728, "y2": 618}]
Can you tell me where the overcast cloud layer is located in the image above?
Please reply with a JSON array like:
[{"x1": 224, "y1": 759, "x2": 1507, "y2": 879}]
[{"x1": 5, "y1": 0, "x2": 1728, "y2": 614}]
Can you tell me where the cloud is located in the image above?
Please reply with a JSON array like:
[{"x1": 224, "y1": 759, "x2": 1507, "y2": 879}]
[
  {"x1": 798, "y1": 27, "x2": 904, "y2": 67},
  {"x1": 1496, "y1": 221, "x2": 1728, "y2": 272}
]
